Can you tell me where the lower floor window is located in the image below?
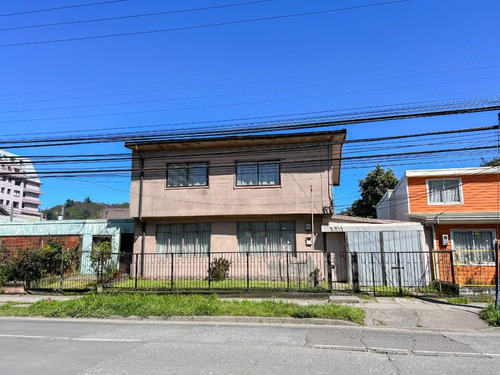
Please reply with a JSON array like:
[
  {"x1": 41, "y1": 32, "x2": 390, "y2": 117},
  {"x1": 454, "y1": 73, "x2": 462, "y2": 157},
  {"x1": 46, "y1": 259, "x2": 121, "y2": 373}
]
[
  {"x1": 156, "y1": 223, "x2": 210, "y2": 256},
  {"x1": 452, "y1": 230, "x2": 495, "y2": 264},
  {"x1": 237, "y1": 221, "x2": 296, "y2": 256}
]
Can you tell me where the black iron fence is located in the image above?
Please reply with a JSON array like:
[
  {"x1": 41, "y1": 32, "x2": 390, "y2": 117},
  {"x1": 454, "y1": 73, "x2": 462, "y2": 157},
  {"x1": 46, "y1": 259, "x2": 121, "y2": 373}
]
[{"x1": 1, "y1": 249, "x2": 496, "y2": 295}]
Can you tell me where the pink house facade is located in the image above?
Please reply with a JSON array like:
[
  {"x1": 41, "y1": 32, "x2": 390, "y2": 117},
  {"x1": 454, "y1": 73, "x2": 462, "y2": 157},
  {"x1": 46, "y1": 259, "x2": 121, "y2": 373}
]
[{"x1": 125, "y1": 131, "x2": 346, "y2": 279}]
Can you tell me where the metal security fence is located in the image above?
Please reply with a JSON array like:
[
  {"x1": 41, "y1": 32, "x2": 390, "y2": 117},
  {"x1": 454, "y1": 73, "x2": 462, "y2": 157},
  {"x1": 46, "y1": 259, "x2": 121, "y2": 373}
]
[
  {"x1": 109, "y1": 251, "x2": 330, "y2": 292},
  {"x1": 2, "y1": 248, "x2": 496, "y2": 295}
]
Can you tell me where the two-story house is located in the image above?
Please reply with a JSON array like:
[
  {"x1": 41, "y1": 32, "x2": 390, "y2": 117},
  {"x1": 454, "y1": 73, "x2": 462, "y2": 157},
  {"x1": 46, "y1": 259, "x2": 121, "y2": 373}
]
[
  {"x1": 124, "y1": 130, "x2": 346, "y2": 281},
  {"x1": 126, "y1": 130, "x2": 346, "y2": 255},
  {"x1": 376, "y1": 167, "x2": 500, "y2": 287}
]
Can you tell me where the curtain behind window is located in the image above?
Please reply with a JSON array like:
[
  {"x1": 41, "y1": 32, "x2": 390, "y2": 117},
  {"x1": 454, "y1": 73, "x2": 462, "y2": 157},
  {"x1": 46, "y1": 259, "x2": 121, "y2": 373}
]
[
  {"x1": 259, "y1": 163, "x2": 279, "y2": 185},
  {"x1": 168, "y1": 163, "x2": 187, "y2": 187},
  {"x1": 442, "y1": 179, "x2": 460, "y2": 202},
  {"x1": 156, "y1": 224, "x2": 170, "y2": 257}
]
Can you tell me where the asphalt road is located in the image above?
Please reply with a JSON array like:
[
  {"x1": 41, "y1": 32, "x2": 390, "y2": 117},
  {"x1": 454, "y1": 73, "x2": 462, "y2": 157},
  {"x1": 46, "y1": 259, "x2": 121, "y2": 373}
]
[{"x1": 1, "y1": 318, "x2": 499, "y2": 374}]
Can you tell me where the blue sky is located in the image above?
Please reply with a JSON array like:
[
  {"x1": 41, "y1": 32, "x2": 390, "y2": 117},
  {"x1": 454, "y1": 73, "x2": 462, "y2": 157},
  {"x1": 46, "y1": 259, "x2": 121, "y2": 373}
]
[{"x1": 0, "y1": 0, "x2": 499, "y2": 211}]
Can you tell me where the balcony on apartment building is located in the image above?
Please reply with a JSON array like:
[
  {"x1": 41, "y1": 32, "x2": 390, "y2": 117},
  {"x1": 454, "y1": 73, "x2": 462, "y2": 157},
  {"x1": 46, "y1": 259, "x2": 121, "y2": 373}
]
[
  {"x1": 23, "y1": 184, "x2": 42, "y2": 195},
  {"x1": 22, "y1": 195, "x2": 42, "y2": 205}
]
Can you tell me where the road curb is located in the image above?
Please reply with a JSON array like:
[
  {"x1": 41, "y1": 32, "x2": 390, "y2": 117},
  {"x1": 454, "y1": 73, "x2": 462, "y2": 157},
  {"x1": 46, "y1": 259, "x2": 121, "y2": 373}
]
[{"x1": 106, "y1": 314, "x2": 360, "y2": 326}]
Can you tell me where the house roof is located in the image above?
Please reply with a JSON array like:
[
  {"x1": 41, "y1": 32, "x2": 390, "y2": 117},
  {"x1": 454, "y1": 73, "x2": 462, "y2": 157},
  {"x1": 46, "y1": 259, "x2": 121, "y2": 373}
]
[
  {"x1": 404, "y1": 166, "x2": 500, "y2": 178},
  {"x1": 322, "y1": 215, "x2": 423, "y2": 232},
  {"x1": 124, "y1": 129, "x2": 347, "y2": 151},
  {"x1": 408, "y1": 211, "x2": 500, "y2": 224}
]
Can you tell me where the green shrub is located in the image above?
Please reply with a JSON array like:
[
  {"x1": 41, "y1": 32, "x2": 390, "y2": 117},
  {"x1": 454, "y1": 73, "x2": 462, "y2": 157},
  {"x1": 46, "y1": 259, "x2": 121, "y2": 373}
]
[
  {"x1": 479, "y1": 303, "x2": 500, "y2": 326},
  {"x1": 207, "y1": 257, "x2": 231, "y2": 282},
  {"x1": 0, "y1": 239, "x2": 78, "y2": 286},
  {"x1": 90, "y1": 239, "x2": 116, "y2": 283}
]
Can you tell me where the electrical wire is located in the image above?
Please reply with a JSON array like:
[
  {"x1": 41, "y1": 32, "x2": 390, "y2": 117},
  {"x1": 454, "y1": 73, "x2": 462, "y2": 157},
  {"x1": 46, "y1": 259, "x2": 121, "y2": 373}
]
[
  {"x1": 0, "y1": 0, "x2": 410, "y2": 47},
  {"x1": 0, "y1": 1, "x2": 271, "y2": 31}
]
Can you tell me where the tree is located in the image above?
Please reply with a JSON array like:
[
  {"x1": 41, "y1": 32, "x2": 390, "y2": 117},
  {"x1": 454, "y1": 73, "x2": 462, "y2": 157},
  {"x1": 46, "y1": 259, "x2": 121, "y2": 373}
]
[
  {"x1": 64, "y1": 199, "x2": 75, "y2": 208},
  {"x1": 480, "y1": 157, "x2": 500, "y2": 167},
  {"x1": 343, "y1": 164, "x2": 399, "y2": 218}
]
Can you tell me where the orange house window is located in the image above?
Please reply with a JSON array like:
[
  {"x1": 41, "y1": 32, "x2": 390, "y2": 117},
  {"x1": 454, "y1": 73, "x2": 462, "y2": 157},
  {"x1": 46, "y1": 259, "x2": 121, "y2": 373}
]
[{"x1": 427, "y1": 179, "x2": 462, "y2": 205}]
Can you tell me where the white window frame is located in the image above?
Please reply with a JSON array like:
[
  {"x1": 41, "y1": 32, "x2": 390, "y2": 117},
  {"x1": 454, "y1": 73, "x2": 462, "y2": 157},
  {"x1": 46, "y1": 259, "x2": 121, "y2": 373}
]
[
  {"x1": 451, "y1": 229, "x2": 496, "y2": 265},
  {"x1": 426, "y1": 178, "x2": 463, "y2": 205}
]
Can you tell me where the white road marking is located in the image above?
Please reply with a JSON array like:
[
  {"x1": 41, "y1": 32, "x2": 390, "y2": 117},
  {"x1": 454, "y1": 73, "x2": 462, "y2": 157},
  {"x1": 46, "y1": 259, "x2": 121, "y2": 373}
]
[
  {"x1": 313, "y1": 344, "x2": 500, "y2": 358},
  {"x1": 0, "y1": 334, "x2": 143, "y2": 343}
]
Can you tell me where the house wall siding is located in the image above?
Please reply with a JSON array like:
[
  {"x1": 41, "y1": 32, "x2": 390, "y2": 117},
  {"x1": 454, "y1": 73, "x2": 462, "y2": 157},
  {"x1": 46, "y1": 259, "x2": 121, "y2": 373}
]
[
  {"x1": 130, "y1": 143, "x2": 337, "y2": 218},
  {"x1": 408, "y1": 175, "x2": 500, "y2": 213}
]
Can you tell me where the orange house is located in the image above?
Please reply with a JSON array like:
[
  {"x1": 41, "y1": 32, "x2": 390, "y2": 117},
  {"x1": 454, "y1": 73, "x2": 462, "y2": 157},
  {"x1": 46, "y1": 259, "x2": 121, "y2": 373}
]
[{"x1": 376, "y1": 167, "x2": 500, "y2": 287}]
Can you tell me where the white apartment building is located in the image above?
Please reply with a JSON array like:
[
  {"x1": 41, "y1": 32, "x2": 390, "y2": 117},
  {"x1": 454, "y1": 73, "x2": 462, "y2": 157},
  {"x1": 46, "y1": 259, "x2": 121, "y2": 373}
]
[{"x1": 0, "y1": 150, "x2": 42, "y2": 220}]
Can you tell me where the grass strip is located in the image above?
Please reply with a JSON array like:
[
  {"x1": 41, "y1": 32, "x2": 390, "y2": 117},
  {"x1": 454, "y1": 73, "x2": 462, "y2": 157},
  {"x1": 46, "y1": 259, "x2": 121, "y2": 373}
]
[
  {"x1": 446, "y1": 297, "x2": 469, "y2": 305},
  {"x1": 0, "y1": 293, "x2": 365, "y2": 325},
  {"x1": 479, "y1": 303, "x2": 500, "y2": 326}
]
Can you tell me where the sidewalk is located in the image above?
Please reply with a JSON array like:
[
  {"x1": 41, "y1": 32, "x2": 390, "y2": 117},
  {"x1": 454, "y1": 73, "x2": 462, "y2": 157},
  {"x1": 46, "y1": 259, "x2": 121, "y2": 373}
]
[{"x1": 355, "y1": 296, "x2": 491, "y2": 331}]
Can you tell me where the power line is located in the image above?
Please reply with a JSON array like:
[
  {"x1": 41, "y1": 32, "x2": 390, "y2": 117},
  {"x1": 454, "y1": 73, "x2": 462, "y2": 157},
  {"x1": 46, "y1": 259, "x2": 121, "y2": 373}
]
[
  {"x1": 15, "y1": 145, "x2": 500, "y2": 178},
  {"x1": 2, "y1": 125, "x2": 497, "y2": 165},
  {"x1": 2, "y1": 70, "x2": 499, "y2": 115},
  {"x1": 0, "y1": 0, "x2": 271, "y2": 31},
  {"x1": 0, "y1": 0, "x2": 409, "y2": 47},
  {"x1": 3, "y1": 63, "x2": 498, "y2": 108},
  {"x1": 0, "y1": 0, "x2": 128, "y2": 17},
  {"x1": 2, "y1": 102, "x2": 500, "y2": 149}
]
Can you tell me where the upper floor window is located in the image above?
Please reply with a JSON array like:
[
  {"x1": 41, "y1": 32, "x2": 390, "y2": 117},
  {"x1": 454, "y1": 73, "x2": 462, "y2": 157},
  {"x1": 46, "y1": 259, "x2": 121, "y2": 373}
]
[
  {"x1": 166, "y1": 162, "x2": 208, "y2": 187},
  {"x1": 236, "y1": 161, "x2": 280, "y2": 186},
  {"x1": 13, "y1": 190, "x2": 20, "y2": 197},
  {"x1": 427, "y1": 178, "x2": 462, "y2": 204}
]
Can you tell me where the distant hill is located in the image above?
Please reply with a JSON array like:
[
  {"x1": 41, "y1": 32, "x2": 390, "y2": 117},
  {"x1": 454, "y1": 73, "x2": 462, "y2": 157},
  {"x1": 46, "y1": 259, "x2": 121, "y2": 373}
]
[{"x1": 43, "y1": 199, "x2": 129, "y2": 220}]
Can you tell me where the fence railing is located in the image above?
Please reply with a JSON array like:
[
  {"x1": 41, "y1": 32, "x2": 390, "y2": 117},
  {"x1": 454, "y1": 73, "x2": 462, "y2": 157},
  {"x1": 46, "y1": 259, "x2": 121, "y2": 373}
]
[{"x1": 1, "y1": 249, "x2": 497, "y2": 295}]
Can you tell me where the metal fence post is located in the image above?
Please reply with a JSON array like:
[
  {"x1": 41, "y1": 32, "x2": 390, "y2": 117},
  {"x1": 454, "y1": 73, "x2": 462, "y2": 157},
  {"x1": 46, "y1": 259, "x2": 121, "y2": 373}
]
[
  {"x1": 134, "y1": 253, "x2": 138, "y2": 290},
  {"x1": 59, "y1": 248, "x2": 64, "y2": 291},
  {"x1": 208, "y1": 251, "x2": 211, "y2": 290},
  {"x1": 396, "y1": 252, "x2": 403, "y2": 295},
  {"x1": 351, "y1": 252, "x2": 360, "y2": 293},
  {"x1": 371, "y1": 252, "x2": 376, "y2": 296},
  {"x1": 170, "y1": 252, "x2": 174, "y2": 291},
  {"x1": 449, "y1": 251, "x2": 456, "y2": 286},
  {"x1": 246, "y1": 251, "x2": 250, "y2": 291},
  {"x1": 326, "y1": 251, "x2": 333, "y2": 292},
  {"x1": 286, "y1": 252, "x2": 290, "y2": 291}
]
